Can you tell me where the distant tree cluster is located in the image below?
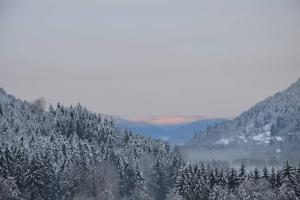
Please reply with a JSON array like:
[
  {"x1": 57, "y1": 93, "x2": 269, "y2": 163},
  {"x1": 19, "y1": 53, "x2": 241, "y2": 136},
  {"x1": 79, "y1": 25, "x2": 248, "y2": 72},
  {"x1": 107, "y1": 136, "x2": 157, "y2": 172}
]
[{"x1": 174, "y1": 161, "x2": 300, "y2": 200}]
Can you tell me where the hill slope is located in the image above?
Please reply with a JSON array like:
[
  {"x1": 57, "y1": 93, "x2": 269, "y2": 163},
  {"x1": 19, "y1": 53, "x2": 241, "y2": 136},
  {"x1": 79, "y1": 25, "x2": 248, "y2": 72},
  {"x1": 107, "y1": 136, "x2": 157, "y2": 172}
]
[
  {"x1": 0, "y1": 88, "x2": 178, "y2": 200},
  {"x1": 184, "y1": 79, "x2": 300, "y2": 165}
]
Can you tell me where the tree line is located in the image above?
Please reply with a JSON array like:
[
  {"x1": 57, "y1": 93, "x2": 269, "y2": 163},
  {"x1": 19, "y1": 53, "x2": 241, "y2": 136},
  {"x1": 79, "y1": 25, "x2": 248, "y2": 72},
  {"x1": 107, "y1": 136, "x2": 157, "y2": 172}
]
[{"x1": 174, "y1": 161, "x2": 300, "y2": 200}]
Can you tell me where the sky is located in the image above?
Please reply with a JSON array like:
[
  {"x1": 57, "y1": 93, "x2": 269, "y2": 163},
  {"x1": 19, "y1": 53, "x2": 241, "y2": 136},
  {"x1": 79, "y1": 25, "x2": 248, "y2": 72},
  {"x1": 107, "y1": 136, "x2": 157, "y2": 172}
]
[{"x1": 1, "y1": 0, "x2": 300, "y2": 120}]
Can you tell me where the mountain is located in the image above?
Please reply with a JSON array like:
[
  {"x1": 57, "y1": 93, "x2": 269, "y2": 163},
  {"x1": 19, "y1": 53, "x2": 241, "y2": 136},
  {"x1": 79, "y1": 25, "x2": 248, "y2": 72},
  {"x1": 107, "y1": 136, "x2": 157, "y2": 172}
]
[
  {"x1": 108, "y1": 116, "x2": 166, "y2": 138},
  {"x1": 183, "y1": 79, "x2": 300, "y2": 165},
  {"x1": 140, "y1": 115, "x2": 208, "y2": 125},
  {"x1": 164, "y1": 119, "x2": 226, "y2": 144},
  {"x1": 111, "y1": 116, "x2": 224, "y2": 145}
]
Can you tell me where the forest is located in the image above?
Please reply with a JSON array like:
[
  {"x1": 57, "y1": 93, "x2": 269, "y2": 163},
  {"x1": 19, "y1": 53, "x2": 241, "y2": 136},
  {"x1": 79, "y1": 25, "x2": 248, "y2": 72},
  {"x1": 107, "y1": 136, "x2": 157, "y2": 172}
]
[{"x1": 0, "y1": 89, "x2": 300, "y2": 200}]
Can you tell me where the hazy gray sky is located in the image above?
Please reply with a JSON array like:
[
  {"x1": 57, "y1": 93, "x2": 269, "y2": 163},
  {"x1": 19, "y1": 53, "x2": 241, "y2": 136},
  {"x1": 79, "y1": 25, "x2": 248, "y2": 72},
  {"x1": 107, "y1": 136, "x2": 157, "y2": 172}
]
[{"x1": 1, "y1": 0, "x2": 300, "y2": 119}]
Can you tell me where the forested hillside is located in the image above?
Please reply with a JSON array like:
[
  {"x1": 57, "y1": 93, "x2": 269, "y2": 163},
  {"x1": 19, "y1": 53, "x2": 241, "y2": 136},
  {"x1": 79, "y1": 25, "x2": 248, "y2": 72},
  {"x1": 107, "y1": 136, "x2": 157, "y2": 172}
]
[
  {"x1": 184, "y1": 79, "x2": 300, "y2": 165},
  {"x1": 0, "y1": 88, "x2": 182, "y2": 200}
]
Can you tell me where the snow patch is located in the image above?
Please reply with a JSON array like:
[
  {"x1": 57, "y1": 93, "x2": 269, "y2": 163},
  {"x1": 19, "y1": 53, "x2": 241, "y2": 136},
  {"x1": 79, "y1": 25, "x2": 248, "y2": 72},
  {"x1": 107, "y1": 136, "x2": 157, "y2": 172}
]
[
  {"x1": 160, "y1": 136, "x2": 169, "y2": 141},
  {"x1": 239, "y1": 135, "x2": 248, "y2": 143},
  {"x1": 263, "y1": 123, "x2": 272, "y2": 131},
  {"x1": 247, "y1": 123, "x2": 255, "y2": 128},
  {"x1": 252, "y1": 131, "x2": 270, "y2": 141},
  {"x1": 215, "y1": 138, "x2": 231, "y2": 145},
  {"x1": 276, "y1": 149, "x2": 282, "y2": 153},
  {"x1": 252, "y1": 131, "x2": 271, "y2": 144}
]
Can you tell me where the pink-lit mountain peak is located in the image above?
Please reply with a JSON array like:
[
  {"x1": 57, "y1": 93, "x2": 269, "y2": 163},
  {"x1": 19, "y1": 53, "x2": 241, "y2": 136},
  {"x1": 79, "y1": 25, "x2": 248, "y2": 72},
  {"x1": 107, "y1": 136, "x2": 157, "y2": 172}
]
[{"x1": 139, "y1": 115, "x2": 208, "y2": 125}]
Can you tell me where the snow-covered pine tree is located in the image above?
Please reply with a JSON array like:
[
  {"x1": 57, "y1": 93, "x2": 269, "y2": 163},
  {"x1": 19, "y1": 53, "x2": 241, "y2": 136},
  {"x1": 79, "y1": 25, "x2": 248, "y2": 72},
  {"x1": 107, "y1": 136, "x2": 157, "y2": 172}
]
[
  {"x1": 226, "y1": 168, "x2": 240, "y2": 193},
  {"x1": 254, "y1": 168, "x2": 261, "y2": 182},
  {"x1": 282, "y1": 161, "x2": 297, "y2": 185},
  {"x1": 269, "y1": 167, "x2": 277, "y2": 190},
  {"x1": 239, "y1": 163, "x2": 246, "y2": 182},
  {"x1": 263, "y1": 167, "x2": 270, "y2": 181},
  {"x1": 23, "y1": 155, "x2": 47, "y2": 200}
]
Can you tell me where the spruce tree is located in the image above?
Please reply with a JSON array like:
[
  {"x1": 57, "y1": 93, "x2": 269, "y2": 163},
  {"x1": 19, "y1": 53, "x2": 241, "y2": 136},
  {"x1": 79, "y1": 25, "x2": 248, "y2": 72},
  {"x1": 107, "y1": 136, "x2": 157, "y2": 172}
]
[
  {"x1": 1, "y1": 121, "x2": 8, "y2": 133},
  {"x1": 296, "y1": 164, "x2": 300, "y2": 183},
  {"x1": 209, "y1": 170, "x2": 217, "y2": 189},
  {"x1": 40, "y1": 154, "x2": 56, "y2": 200},
  {"x1": 239, "y1": 163, "x2": 246, "y2": 182},
  {"x1": 283, "y1": 161, "x2": 296, "y2": 185},
  {"x1": 24, "y1": 155, "x2": 46, "y2": 200},
  {"x1": 0, "y1": 105, "x2": 3, "y2": 116},
  {"x1": 269, "y1": 167, "x2": 277, "y2": 189},
  {"x1": 254, "y1": 168, "x2": 260, "y2": 181},
  {"x1": 276, "y1": 171, "x2": 282, "y2": 188},
  {"x1": 175, "y1": 168, "x2": 186, "y2": 198},
  {"x1": 151, "y1": 161, "x2": 167, "y2": 200},
  {"x1": 0, "y1": 150, "x2": 8, "y2": 179},
  {"x1": 263, "y1": 167, "x2": 270, "y2": 181},
  {"x1": 217, "y1": 169, "x2": 227, "y2": 187},
  {"x1": 227, "y1": 168, "x2": 240, "y2": 192},
  {"x1": 4, "y1": 147, "x2": 14, "y2": 177}
]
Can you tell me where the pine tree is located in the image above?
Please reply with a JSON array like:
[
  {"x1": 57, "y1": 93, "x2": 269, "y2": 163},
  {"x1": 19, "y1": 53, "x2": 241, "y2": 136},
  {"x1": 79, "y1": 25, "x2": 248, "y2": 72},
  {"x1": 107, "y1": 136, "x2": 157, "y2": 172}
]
[
  {"x1": 263, "y1": 167, "x2": 270, "y2": 181},
  {"x1": 296, "y1": 164, "x2": 300, "y2": 183},
  {"x1": 49, "y1": 104, "x2": 55, "y2": 116},
  {"x1": 295, "y1": 164, "x2": 300, "y2": 196},
  {"x1": 276, "y1": 171, "x2": 282, "y2": 188},
  {"x1": 14, "y1": 148, "x2": 28, "y2": 193},
  {"x1": 217, "y1": 169, "x2": 227, "y2": 187},
  {"x1": 1, "y1": 121, "x2": 8, "y2": 133},
  {"x1": 24, "y1": 155, "x2": 47, "y2": 200},
  {"x1": 0, "y1": 149, "x2": 8, "y2": 179},
  {"x1": 4, "y1": 147, "x2": 14, "y2": 177},
  {"x1": 254, "y1": 168, "x2": 260, "y2": 181},
  {"x1": 193, "y1": 167, "x2": 202, "y2": 200},
  {"x1": 283, "y1": 161, "x2": 297, "y2": 185},
  {"x1": 123, "y1": 130, "x2": 130, "y2": 143},
  {"x1": 134, "y1": 163, "x2": 145, "y2": 190},
  {"x1": 208, "y1": 185, "x2": 228, "y2": 200},
  {"x1": 150, "y1": 160, "x2": 167, "y2": 200},
  {"x1": 239, "y1": 163, "x2": 246, "y2": 182},
  {"x1": 193, "y1": 164, "x2": 209, "y2": 200},
  {"x1": 278, "y1": 182, "x2": 298, "y2": 200},
  {"x1": 175, "y1": 168, "x2": 186, "y2": 198},
  {"x1": 226, "y1": 168, "x2": 240, "y2": 192},
  {"x1": 182, "y1": 167, "x2": 192, "y2": 200},
  {"x1": 120, "y1": 162, "x2": 136, "y2": 197},
  {"x1": 209, "y1": 170, "x2": 217, "y2": 189},
  {"x1": 269, "y1": 167, "x2": 277, "y2": 189},
  {"x1": 0, "y1": 105, "x2": 3, "y2": 116},
  {"x1": 40, "y1": 154, "x2": 56, "y2": 200},
  {"x1": 169, "y1": 156, "x2": 184, "y2": 188}
]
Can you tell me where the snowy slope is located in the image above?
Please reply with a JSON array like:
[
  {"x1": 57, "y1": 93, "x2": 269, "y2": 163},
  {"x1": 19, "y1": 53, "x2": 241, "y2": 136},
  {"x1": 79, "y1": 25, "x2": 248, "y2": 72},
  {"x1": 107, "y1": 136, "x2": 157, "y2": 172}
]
[{"x1": 184, "y1": 78, "x2": 300, "y2": 164}]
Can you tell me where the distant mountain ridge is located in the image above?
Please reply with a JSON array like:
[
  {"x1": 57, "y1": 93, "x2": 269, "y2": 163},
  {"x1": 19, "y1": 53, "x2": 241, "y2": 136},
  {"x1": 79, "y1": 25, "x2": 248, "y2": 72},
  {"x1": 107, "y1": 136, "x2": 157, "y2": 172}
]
[
  {"x1": 184, "y1": 78, "x2": 300, "y2": 165},
  {"x1": 137, "y1": 115, "x2": 208, "y2": 125},
  {"x1": 110, "y1": 115, "x2": 224, "y2": 145}
]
